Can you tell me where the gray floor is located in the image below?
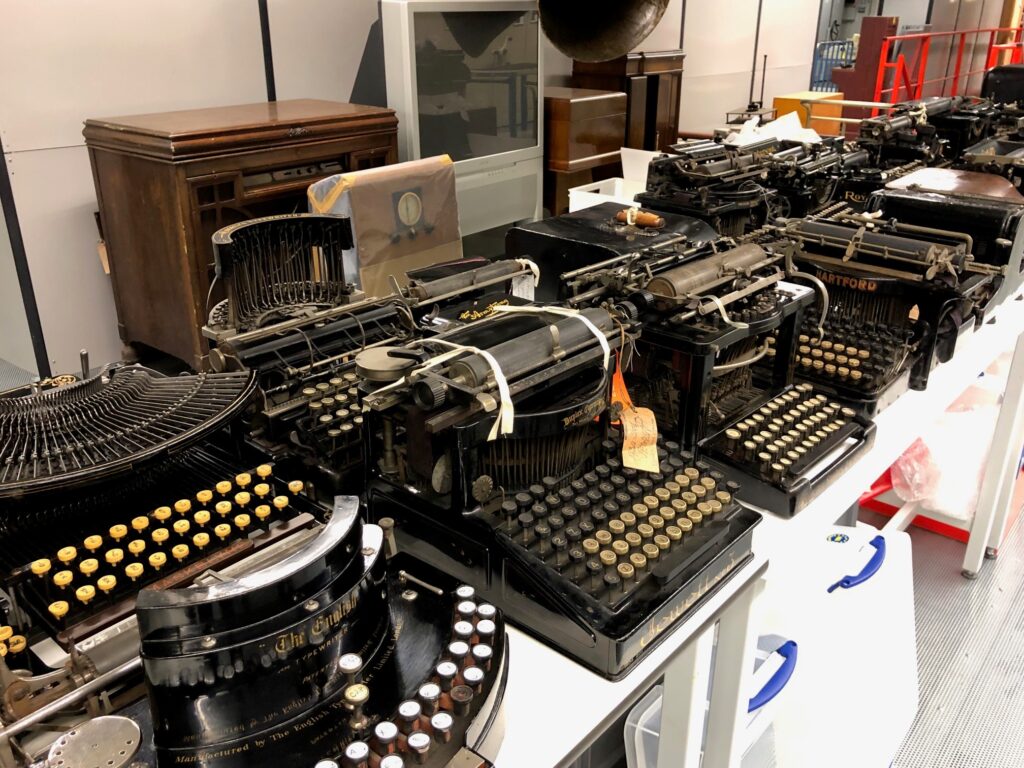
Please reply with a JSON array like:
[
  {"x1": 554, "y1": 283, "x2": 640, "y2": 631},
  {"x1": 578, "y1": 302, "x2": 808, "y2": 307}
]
[
  {"x1": 859, "y1": 509, "x2": 1024, "y2": 768},
  {"x1": 0, "y1": 356, "x2": 35, "y2": 390}
]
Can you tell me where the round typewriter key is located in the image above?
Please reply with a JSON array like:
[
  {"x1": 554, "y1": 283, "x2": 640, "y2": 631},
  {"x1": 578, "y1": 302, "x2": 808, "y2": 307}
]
[
  {"x1": 687, "y1": 509, "x2": 703, "y2": 528},
  {"x1": 234, "y1": 491, "x2": 251, "y2": 508},
  {"x1": 436, "y1": 660, "x2": 459, "y2": 690},
  {"x1": 477, "y1": 602, "x2": 497, "y2": 622},
  {"x1": 629, "y1": 552, "x2": 648, "y2": 572},
  {"x1": 79, "y1": 558, "x2": 98, "y2": 577},
  {"x1": 456, "y1": 584, "x2": 476, "y2": 601},
  {"x1": 599, "y1": 550, "x2": 617, "y2": 571},
  {"x1": 431, "y1": 712, "x2": 454, "y2": 743},
  {"x1": 649, "y1": 514, "x2": 665, "y2": 531},
  {"x1": 595, "y1": 530, "x2": 613, "y2": 547},
  {"x1": 611, "y1": 540, "x2": 629, "y2": 558},
  {"x1": 273, "y1": 495, "x2": 290, "y2": 511},
  {"x1": 477, "y1": 618, "x2": 497, "y2": 643},
  {"x1": 173, "y1": 519, "x2": 190, "y2": 536},
  {"x1": 418, "y1": 682, "x2": 441, "y2": 714},
  {"x1": 603, "y1": 572, "x2": 622, "y2": 595},
  {"x1": 582, "y1": 538, "x2": 600, "y2": 556},
  {"x1": 343, "y1": 741, "x2": 370, "y2": 765},
  {"x1": 215, "y1": 481, "x2": 232, "y2": 497},
  {"x1": 408, "y1": 731, "x2": 431, "y2": 760},
  {"x1": 31, "y1": 558, "x2": 51, "y2": 577},
  {"x1": 105, "y1": 548, "x2": 124, "y2": 566},
  {"x1": 214, "y1": 523, "x2": 232, "y2": 541},
  {"x1": 643, "y1": 543, "x2": 660, "y2": 562},
  {"x1": 453, "y1": 620, "x2": 474, "y2": 641},
  {"x1": 75, "y1": 585, "x2": 95, "y2": 605},
  {"x1": 314, "y1": 760, "x2": 340, "y2": 768},
  {"x1": 8, "y1": 636, "x2": 25, "y2": 655},
  {"x1": 654, "y1": 534, "x2": 671, "y2": 551},
  {"x1": 608, "y1": 519, "x2": 625, "y2": 536},
  {"x1": 171, "y1": 544, "x2": 189, "y2": 562},
  {"x1": 637, "y1": 523, "x2": 654, "y2": 540},
  {"x1": 82, "y1": 535, "x2": 103, "y2": 554},
  {"x1": 398, "y1": 700, "x2": 421, "y2": 733},
  {"x1": 196, "y1": 489, "x2": 214, "y2": 505},
  {"x1": 548, "y1": 514, "x2": 565, "y2": 531},
  {"x1": 128, "y1": 539, "x2": 146, "y2": 556},
  {"x1": 97, "y1": 575, "x2": 116, "y2": 594},
  {"x1": 696, "y1": 502, "x2": 712, "y2": 519},
  {"x1": 214, "y1": 501, "x2": 232, "y2": 518},
  {"x1": 631, "y1": 503, "x2": 648, "y2": 520},
  {"x1": 625, "y1": 532, "x2": 642, "y2": 550},
  {"x1": 0, "y1": 627, "x2": 11, "y2": 644},
  {"x1": 617, "y1": 562, "x2": 636, "y2": 583},
  {"x1": 579, "y1": 520, "x2": 596, "y2": 537},
  {"x1": 154, "y1": 506, "x2": 172, "y2": 523},
  {"x1": 49, "y1": 600, "x2": 69, "y2": 620},
  {"x1": 643, "y1": 495, "x2": 659, "y2": 512},
  {"x1": 108, "y1": 524, "x2": 127, "y2": 542},
  {"x1": 375, "y1": 720, "x2": 399, "y2": 751},
  {"x1": 256, "y1": 463, "x2": 273, "y2": 479},
  {"x1": 193, "y1": 532, "x2": 210, "y2": 550},
  {"x1": 152, "y1": 528, "x2": 169, "y2": 546},
  {"x1": 445, "y1": 639, "x2": 471, "y2": 669},
  {"x1": 131, "y1": 517, "x2": 149, "y2": 533},
  {"x1": 620, "y1": 511, "x2": 637, "y2": 529},
  {"x1": 456, "y1": 600, "x2": 476, "y2": 621}
]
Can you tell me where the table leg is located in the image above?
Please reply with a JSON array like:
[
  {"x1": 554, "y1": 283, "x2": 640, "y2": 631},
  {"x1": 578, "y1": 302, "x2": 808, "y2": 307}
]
[
  {"x1": 656, "y1": 628, "x2": 714, "y2": 768},
  {"x1": 700, "y1": 577, "x2": 760, "y2": 768},
  {"x1": 963, "y1": 331, "x2": 1024, "y2": 577}
]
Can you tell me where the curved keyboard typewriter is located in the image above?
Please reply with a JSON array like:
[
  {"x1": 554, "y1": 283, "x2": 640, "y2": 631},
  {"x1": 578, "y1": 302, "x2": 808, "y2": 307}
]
[{"x1": 0, "y1": 366, "x2": 256, "y2": 498}]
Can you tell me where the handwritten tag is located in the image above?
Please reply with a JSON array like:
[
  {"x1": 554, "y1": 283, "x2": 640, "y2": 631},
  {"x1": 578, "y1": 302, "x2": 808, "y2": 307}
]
[
  {"x1": 511, "y1": 271, "x2": 535, "y2": 301},
  {"x1": 620, "y1": 406, "x2": 659, "y2": 473}
]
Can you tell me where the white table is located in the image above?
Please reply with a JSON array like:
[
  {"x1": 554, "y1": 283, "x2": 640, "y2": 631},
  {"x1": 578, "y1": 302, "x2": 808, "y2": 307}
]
[{"x1": 493, "y1": 553, "x2": 768, "y2": 768}]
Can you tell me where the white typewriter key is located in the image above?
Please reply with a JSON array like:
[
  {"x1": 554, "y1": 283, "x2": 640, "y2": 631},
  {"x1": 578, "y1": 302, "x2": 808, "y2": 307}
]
[
  {"x1": 343, "y1": 740, "x2": 370, "y2": 761},
  {"x1": 476, "y1": 619, "x2": 496, "y2": 641},
  {"x1": 448, "y1": 640, "x2": 470, "y2": 662},
  {"x1": 456, "y1": 600, "x2": 477, "y2": 620},
  {"x1": 463, "y1": 665, "x2": 485, "y2": 687},
  {"x1": 455, "y1": 584, "x2": 475, "y2": 601},
  {"x1": 418, "y1": 682, "x2": 441, "y2": 713},
  {"x1": 380, "y1": 756, "x2": 405, "y2": 768},
  {"x1": 407, "y1": 730, "x2": 431, "y2": 757},
  {"x1": 431, "y1": 711, "x2": 454, "y2": 743},
  {"x1": 374, "y1": 720, "x2": 398, "y2": 750},
  {"x1": 339, "y1": 653, "x2": 363, "y2": 681},
  {"x1": 453, "y1": 620, "x2": 474, "y2": 641},
  {"x1": 476, "y1": 603, "x2": 496, "y2": 620},
  {"x1": 471, "y1": 643, "x2": 493, "y2": 668},
  {"x1": 436, "y1": 661, "x2": 459, "y2": 691}
]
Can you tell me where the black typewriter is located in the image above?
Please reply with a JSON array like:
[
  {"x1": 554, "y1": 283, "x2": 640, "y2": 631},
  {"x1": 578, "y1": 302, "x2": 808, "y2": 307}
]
[
  {"x1": 0, "y1": 362, "x2": 509, "y2": 767},
  {"x1": 771, "y1": 208, "x2": 1003, "y2": 411},
  {"x1": 203, "y1": 213, "x2": 537, "y2": 497},
  {"x1": 360, "y1": 307, "x2": 759, "y2": 679}
]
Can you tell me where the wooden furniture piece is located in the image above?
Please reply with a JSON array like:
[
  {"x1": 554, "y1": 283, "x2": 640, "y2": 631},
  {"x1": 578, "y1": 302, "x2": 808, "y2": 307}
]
[
  {"x1": 773, "y1": 90, "x2": 846, "y2": 136},
  {"x1": 544, "y1": 87, "x2": 626, "y2": 216},
  {"x1": 832, "y1": 16, "x2": 900, "y2": 137},
  {"x1": 571, "y1": 50, "x2": 684, "y2": 152},
  {"x1": 84, "y1": 99, "x2": 398, "y2": 370}
]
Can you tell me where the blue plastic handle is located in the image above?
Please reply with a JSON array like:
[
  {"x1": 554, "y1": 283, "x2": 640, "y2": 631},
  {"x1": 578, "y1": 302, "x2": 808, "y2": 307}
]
[
  {"x1": 826, "y1": 535, "x2": 886, "y2": 593},
  {"x1": 748, "y1": 640, "x2": 798, "y2": 713}
]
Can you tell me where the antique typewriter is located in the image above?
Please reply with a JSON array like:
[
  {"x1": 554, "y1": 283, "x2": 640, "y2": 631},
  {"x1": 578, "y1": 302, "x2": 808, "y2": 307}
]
[
  {"x1": 856, "y1": 97, "x2": 962, "y2": 167},
  {"x1": 769, "y1": 206, "x2": 1005, "y2": 412},
  {"x1": 203, "y1": 213, "x2": 537, "y2": 496},
  {"x1": 0, "y1": 365, "x2": 508, "y2": 767},
  {"x1": 359, "y1": 305, "x2": 760, "y2": 678},
  {"x1": 636, "y1": 137, "x2": 861, "y2": 235},
  {"x1": 509, "y1": 203, "x2": 871, "y2": 517}
]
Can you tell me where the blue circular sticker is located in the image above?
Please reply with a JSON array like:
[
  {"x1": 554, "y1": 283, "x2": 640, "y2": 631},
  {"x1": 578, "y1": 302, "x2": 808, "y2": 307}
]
[{"x1": 827, "y1": 533, "x2": 850, "y2": 544}]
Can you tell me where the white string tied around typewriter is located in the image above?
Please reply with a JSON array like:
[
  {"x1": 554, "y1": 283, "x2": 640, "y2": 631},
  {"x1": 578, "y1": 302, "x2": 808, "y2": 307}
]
[{"x1": 490, "y1": 303, "x2": 612, "y2": 372}]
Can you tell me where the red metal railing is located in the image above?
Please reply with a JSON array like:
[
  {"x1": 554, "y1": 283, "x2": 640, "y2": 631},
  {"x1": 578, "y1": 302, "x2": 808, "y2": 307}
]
[{"x1": 871, "y1": 26, "x2": 1024, "y2": 111}]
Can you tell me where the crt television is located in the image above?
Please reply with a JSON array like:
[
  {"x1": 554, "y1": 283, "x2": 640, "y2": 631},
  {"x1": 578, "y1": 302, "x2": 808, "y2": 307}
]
[{"x1": 382, "y1": 0, "x2": 543, "y2": 236}]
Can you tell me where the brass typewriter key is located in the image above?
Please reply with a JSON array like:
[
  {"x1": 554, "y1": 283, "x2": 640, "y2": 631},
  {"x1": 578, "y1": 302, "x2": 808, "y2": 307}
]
[
  {"x1": 666, "y1": 524, "x2": 684, "y2": 544},
  {"x1": 629, "y1": 552, "x2": 647, "y2": 573},
  {"x1": 611, "y1": 540, "x2": 630, "y2": 560},
  {"x1": 79, "y1": 558, "x2": 98, "y2": 578},
  {"x1": 643, "y1": 543, "x2": 660, "y2": 564},
  {"x1": 617, "y1": 562, "x2": 636, "y2": 584},
  {"x1": 345, "y1": 683, "x2": 371, "y2": 731},
  {"x1": 659, "y1": 506, "x2": 676, "y2": 523},
  {"x1": 214, "y1": 523, "x2": 232, "y2": 542},
  {"x1": 654, "y1": 534, "x2": 671, "y2": 552}
]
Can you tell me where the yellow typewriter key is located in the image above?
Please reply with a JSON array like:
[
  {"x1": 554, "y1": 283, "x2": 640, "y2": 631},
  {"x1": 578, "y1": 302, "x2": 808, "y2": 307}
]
[
  {"x1": 254, "y1": 483, "x2": 271, "y2": 499},
  {"x1": 53, "y1": 570, "x2": 73, "y2": 589},
  {"x1": 174, "y1": 499, "x2": 192, "y2": 516},
  {"x1": 214, "y1": 523, "x2": 232, "y2": 541},
  {"x1": 273, "y1": 495, "x2": 290, "y2": 511},
  {"x1": 171, "y1": 544, "x2": 189, "y2": 563},
  {"x1": 215, "y1": 501, "x2": 233, "y2": 518},
  {"x1": 194, "y1": 510, "x2": 211, "y2": 527},
  {"x1": 125, "y1": 563, "x2": 144, "y2": 582},
  {"x1": 234, "y1": 491, "x2": 251, "y2": 508},
  {"x1": 31, "y1": 558, "x2": 51, "y2": 578},
  {"x1": 173, "y1": 520, "x2": 190, "y2": 536},
  {"x1": 8, "y1": 636, "x2": 26, "y2": 654},
  {"x1": 57, "y1": 546, "x2": 77, "y2": 564},
  {"x1": 256, "y1": 464, "x2": 273, "y2": 479},
  {"x1": 235, "y1": 472, "x2": 252, "y2": 489},
  {"x1": 105, "y1": 549, "x2": 124, "y2": 567},
  {"x1": 193, "y1": 532, "x2": 211, "y2": 550},
  {"x1": 79, "y1": 559, "x2": 99, "y2": 577},
  {"x1": 0, "y1": 644, "x2": 6, "y2": 659},
  {"x1": 76, "y1": 585, "x2": 96, "y2": 605},
  {"x1": 149, "y1": 552, "x2": 167, "y2": 571},
  {"x1": 216, "y1": 480, "x2": 233, "y2": 496},
  {"x1": 153, "y1": 506, "x2": 172, "y2": 523},
  {"x1": 196, "y1": 489, "x2": 214, "y2": 505},
  {"x1": 234, "y1": 514, "x2": 251, "y2": 532},
  {"x1": 128, "y1": 539, "x2": 146, "y2": 556},
  {"x1": 152, "y1": 528, "x2": 169, "y2": 546},
  {"x1": 0, "y1": 626, "x2": 11, "y2": 643},
  {"x1": 254, "y1": 505, "x2": 272, "y2": 522},
  {"x1": 132, "y1": 516, "x2": 150, "y2": 533},
  {"x1": 288, "y1": 480, "x2": 304, "y2": 494},
  {"x1": 48, "y1": 601, "x2": 69, "y2": 620},
  {"x1": 106, "y1": 524, "x2": 127, "y2": 543},
  {"x1": 83, "y1": 535, "x2": 103, "y2": 553},
  {"x1": 97, "y1": 575, "x2": 117, "y2": 594}
]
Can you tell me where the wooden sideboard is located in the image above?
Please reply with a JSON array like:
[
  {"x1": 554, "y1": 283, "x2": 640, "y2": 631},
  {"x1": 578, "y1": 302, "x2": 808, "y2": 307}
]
[
  {"x1": 571, "y1": 50, "x2": 684, "y2": 152},
  {"x1": 84, "y1": 99, "x2": 398, "y2": 370}
]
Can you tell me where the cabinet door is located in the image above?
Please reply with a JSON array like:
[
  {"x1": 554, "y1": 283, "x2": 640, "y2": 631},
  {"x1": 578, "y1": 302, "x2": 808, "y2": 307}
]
[{"x1": 626, "y1": 76, "x2": 649, "y2": 149}]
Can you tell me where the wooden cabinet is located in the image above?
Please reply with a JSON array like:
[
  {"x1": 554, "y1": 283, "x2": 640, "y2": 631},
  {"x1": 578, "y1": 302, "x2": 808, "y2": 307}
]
[
  {"x1": 84, "y1": 99, "x2": 398, "y2": 370},
  {"x1": 571, "y1": 50, "x2": 685, "y2": 152},
  {"x1": 544, "y1": 87, "x2": 626, "y2": 216}
]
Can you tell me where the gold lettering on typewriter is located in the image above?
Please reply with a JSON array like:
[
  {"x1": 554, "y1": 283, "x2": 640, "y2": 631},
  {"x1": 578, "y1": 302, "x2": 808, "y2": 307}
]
[
  {"x1": 459, "y1": 299, "x2": 510, "y2": 322},
  {"x1": 843, "y1": 191, "x2": 867, "y2": 203},
  {"x1": 272, "y1": 586, "x2": 363, "y2": 655},
  {"x1": 562, "y1": 397, "x2": 606, "y2": 428},
  {"x1": 814, "y1": 270, "x2": 878, "y2": 293},
  {"x1": 639, "y1": 553, "x2": 740, "y2": 648}
]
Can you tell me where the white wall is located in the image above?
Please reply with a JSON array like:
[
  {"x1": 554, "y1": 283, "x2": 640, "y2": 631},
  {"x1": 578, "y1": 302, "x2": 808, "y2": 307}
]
[
  {"x1": 680, "y1": 0, "x2": 821, "y2": 133},
  {"x1": 884, "y1": 0, "x2": 932, "y2": 30},
  {"x1": 0, "y1": 207, "x2": 36, "y2": 375}
]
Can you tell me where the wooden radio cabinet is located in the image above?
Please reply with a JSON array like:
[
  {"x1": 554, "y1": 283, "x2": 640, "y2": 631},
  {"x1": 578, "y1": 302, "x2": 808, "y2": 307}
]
[{"x1": 84, "y1": 99, "x2": 398, "y2": 370}]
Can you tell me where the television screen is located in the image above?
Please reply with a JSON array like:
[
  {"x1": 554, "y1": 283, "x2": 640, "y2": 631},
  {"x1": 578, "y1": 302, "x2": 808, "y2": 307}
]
[{"x1": 413, "y1": 10, "x2": 539, "y2": 162}]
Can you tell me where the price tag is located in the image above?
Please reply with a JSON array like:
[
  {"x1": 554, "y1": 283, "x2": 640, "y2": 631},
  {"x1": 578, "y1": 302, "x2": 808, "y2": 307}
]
[{"x1": 621, "y1": 406, "x2": 659, "y2": 472}]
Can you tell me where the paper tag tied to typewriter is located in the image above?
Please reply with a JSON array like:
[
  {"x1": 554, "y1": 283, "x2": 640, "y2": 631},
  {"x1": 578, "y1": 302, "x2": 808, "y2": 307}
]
[{"x1": 620, "y1": 406, "x2": 659, "y2": 473}]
